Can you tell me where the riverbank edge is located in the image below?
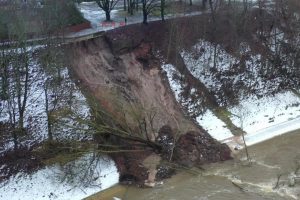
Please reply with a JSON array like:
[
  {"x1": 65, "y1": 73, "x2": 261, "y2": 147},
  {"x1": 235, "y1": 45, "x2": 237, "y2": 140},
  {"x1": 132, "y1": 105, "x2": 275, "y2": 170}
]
[
  {"x1": 87, "y1": 124, "x2": 300, "y2": 200},
  {"x1": 222, "y1": 117, "x2": 300, "y2": 152}
]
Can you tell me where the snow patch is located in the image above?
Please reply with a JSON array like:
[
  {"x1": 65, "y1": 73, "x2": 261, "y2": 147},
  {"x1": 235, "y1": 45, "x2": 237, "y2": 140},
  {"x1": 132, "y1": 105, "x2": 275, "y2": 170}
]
[
  {"x1": 0, "y1": 154, "x2": 119, "y2": 200},
  {"x1": 229, "y1": 91, "x2": 300, "y2": 134},
  {"x1": 181, "y1": 39, "x2": 238, "y2": 97},
  {"x1": 161, "y1": 64, "x2": 184, "y2": 102},
  {"x1": 196, "y1": 110, "x2": 233, "y2": 141},
  {"x1": 162, "y1": 63, "x2": 234, "y2": 140},
  {"x1": 0, "y1": 48, "x2": 92, "y2": 154}
]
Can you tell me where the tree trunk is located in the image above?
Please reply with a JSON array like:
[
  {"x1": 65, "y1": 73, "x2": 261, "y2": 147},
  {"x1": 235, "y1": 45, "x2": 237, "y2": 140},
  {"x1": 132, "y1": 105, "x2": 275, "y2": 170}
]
[
  {"x1": 12, "y1": 130, "x2": 18, "y2": 150},
  {"x1": 135, "y1": 0, "x2": 139, "y2": 11},
  {"x1": 17, "y1": 50, "x2": 29, "y2": 130},
  {"x1": 127, "y1": 0, "x2": 134, "y2": 15},
  {"x1": 209, "y1": 0, "x2": 216, "y2": 24},
  {"x1": 243, "y1": 0, "x2": 248, "y2": 13},
  {"x1": 123, "y1": 0, "x2": 127, "y2": 11},
  {"x1": 0, "y1": 51, "x2": 9, "y2": 100},
  {"x1": 105, "y1": 10, "x2": 111, "y2": 21},
  {"x1": 127, "y1": 0, "x2": 133, "y2": 15},
  {"x1": 8, "y1": 102, "x2": 18, "y2": 150},
  {"x1": 142, "y1": 1, "x2": 148, "y2": 24},
  {"x1": 202, "y1": 0, "x2": 207, "y2": 9},
  {"x1": 161, "y1": 0, "x2": 165, "y2": 21},
  {"x1": 44, "y1": 83, "x2": 53, "y2": 141},
  {"x1": 189, "y1": 0, "x2": 192, "y2": 6},
  {"x1": 143, "y1": 10, "x2": 148, "y2": 24},
  {"x1": 213, "y1": 44, "x2": 217, "y2": 69}
]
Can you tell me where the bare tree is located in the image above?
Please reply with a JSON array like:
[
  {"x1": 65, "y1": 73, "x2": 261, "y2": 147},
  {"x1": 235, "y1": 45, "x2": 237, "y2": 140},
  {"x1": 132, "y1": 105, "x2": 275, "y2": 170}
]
[
  {"x1": 202, "y1": 0, "x2": 207, "y2": 9},
  {"x1": 0, "y1": 50, "x2": 9, "y2": 101},
  {"x1": 0, "y1": 17, "x2": 31, "y2": 149},
  {"x1": 8, "y1": 13, "x2": 29, "y2": 132},
  {"x1": 95, "y1": 0, "x2": 120, "y2": 21},
  {"x1": 161, "y1": 0, "x2": 165, "y2": 21},
  {"x1": 0, "y1": 48, "x2": 19, "y2": 149},
  {"x1": 208, "y1": 0, "x2": 216, "y2": 23},
  {"x1": 12, "y1": 47, "x2": 30, "y2": 131},
  {"x1": 142, "y1": 0, "x2": 159, "y2": 24},
  {"x1": 232, "y1": 107, "x2": 251, "y2": 163},
  {"x1": 127, "y1": 0, "x2": 135, "y2": 15}
]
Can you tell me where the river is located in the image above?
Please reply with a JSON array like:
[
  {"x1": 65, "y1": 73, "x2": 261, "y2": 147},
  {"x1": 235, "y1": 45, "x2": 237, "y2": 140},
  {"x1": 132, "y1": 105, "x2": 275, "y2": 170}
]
[{"x1": 90, "y1": 130, "x2": 300, "y2": 200}]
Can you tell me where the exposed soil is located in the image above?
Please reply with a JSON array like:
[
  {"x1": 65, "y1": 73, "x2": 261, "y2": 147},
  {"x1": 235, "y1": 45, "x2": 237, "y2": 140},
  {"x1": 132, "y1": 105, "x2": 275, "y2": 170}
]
[
  {"x1": 102, "y1": 7, "x2": 300, "y2": 135},
  {"x1": 68, "y1": 36, "x2": 197, "y2": 135},
  {"x1": 62, "y1": 3, "x2": 297, "y2": 186},
  {"x1": 174, "y1": 131, "x2": 231, "y2": 167},
  {"x1": 66, "y1": 16, "x2": 234, "y2": 185},
  {"x1": 3, "y1": 5, "x2": 298, "y2": 186},
  {"x1": 1, "y1": 1, "x2": 299, "y2": 193}
]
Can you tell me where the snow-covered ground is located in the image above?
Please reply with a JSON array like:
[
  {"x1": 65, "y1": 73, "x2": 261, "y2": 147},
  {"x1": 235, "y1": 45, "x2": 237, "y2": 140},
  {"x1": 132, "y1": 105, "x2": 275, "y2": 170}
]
[
  {"x1": 161, "y1": 63, "x2": 204, "y2": 117},
  {"x1": 71, "y1": 2, "x2": 203, "y2": 38},
  {"x1": 225, "y1": 91, "x2": 300, "y2": 147},
  {"x1": 197, "y1": 92, "x2": 300, "y2": 146},
  {"x1": 0, "y1": 154, "x2": 119, "y2": 200},
  {"x1": 229, "y1": 91, "x2": 300, "y2": 134},
  {"x1": 161, "y1": 64, "x2": 184, "y2": 102},
  {"x1": 243, "y1": 117, "x2": 300, "y2": 146},
  {"x1": 0, "y1": 46, "x2": 120, "y2": 200},
  {"x1": 181, "y1": 39, "x2": 240, "y2": 105},
  {"x1": 162, "y1": 39, "x2": 300, "y2": 147},
  {"x1": 180, "y1": 39, "x2": 288, "y2": 104},
  {"x1": 0, "y1": 46, "x2": 91, "y2": 154},
  {"x1": 79, "y1": 4, "x2": 300, "y2": 145},
  {"x1": 162, "y1": 63, "x2": 232, "y2": 140},
  {"x1": 0, "y1": 47, "x2": 47, "y2": 153},
  {"x1": 196, "y1": 110, "x2": 233, "y2": 140},
  {"x1": 77, "y1": 2, "x2": 121, "y2": 29}
]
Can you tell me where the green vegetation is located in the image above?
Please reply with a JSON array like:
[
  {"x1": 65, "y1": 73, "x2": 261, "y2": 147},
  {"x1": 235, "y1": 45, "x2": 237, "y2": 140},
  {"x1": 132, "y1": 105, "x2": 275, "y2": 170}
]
[
  {"x1": 291, "y1": 89, "x2": 300, "y2": 99},
  {"x1": 0, "y1": 0, "x2": 88, "y2": 40},
  {"x1": 0, "y1": 12, "x2": 9, "y2": 39},
  {"x1": 214, "y1": 107, "x2": 244, "y2": 136},
  {"x1": 36, "y1": 140, "x2": 93, "y2": 166},
  {"x1": 41, "y1": 0, "x2": 89, "y2": 33}
]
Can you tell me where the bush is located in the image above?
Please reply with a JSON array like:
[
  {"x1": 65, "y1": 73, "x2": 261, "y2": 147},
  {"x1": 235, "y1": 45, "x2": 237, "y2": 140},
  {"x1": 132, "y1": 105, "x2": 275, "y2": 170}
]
[
  {"x1": 65, "y1": 1, "x2": 88, "y2": 26},
  {"x1": 0, "y1": 12, "x2": 9, "y2": 40},
  {"x1": 41, "y1": 0, "x2": 88, "y2": 33}
]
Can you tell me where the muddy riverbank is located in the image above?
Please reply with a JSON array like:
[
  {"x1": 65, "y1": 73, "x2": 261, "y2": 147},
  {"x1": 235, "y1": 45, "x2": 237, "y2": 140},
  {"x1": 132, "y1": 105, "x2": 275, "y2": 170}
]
[{"x1": 89, "y1": 129, "x2": 300, "y2": 200}]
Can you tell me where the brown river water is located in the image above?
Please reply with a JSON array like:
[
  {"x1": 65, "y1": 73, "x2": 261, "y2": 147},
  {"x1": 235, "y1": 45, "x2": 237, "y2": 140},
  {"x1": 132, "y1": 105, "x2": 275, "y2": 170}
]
[{"x1": 89, "y1": 130, "x2": 300, "y2": 200}]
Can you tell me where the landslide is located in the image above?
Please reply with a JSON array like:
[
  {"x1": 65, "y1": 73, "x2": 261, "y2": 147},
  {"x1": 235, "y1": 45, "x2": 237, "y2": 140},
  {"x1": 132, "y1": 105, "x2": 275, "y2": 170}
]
[
  {"x1": 101, "y1": 8, "x2": 300, "y2": 137},
  {"x1": 68, "y1": 36, "x2": 196, "y2": 134},
  {"x1": 66, "y1": 17, "x2": 233, "y2": 185}
]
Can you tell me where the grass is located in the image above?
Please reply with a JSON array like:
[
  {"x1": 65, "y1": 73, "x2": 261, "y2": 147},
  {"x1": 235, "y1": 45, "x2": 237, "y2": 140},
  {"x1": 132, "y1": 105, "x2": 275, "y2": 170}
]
[
  {"x1": 35, "y1": 140, "x2": 94, "y2": 166},
  {"x1": 291, "y1": 89, "x2": 300, "y2": 98},
  {"x1": 0, "y1": 12, "x2": 9, "y2": 40},
  {"x1": 43, "y1": 151, "x2": 84, "y2": 166},
  {"x1": 213, "y1": 107, "x2": 245, "y2": 136},
  {"x1": 0, "y1": 1, "x2": 88, "y2": 40}
]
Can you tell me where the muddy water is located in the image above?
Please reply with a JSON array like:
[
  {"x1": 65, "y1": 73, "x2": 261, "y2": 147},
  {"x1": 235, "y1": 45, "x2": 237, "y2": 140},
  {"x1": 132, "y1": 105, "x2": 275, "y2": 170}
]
[{"x1": 108, "y1": 130, "x2": 300, "y2": 200}]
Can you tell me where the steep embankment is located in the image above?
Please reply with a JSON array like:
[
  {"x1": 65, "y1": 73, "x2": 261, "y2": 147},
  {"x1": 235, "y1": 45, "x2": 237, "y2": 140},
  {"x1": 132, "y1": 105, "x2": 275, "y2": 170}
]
[
  {"x1": 67, "y1": 22, "x2": 231, "y2": 185},
  {"x1": 83, "y1": 8, "x2": 300, "y2": 149},
  {"x1": 68, "y1": 36, "x2": 196, "y2": 133},
  {"x1": 67, "y1": 6, "x2": 300, "y2": 184}
]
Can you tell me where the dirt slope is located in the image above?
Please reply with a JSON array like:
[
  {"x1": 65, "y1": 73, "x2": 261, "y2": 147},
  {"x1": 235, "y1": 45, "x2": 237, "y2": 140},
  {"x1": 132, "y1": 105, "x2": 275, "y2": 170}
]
[
  {"x1": 68, "y1": 36, "x2": 197, "y2": 133},
  {"x1": 66, "y1": 28, "x2": 231, "y2": 185}
]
